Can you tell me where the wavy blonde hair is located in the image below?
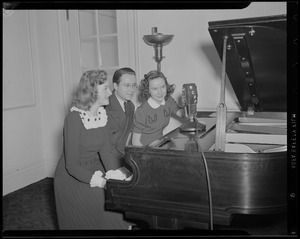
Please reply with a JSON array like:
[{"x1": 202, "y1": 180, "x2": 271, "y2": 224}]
[{"x1": 71, "y1": 70, "x2": 107, "y2": 111}]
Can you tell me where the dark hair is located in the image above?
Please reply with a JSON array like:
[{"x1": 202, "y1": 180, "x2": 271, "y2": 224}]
[
  {"x1": 139, "y1": 70, "x2": 175, "y2": 101},
  {"x1": 112, "y1": 67, "x2": 136, "y2": 84},
  {"x1": 71, "y1": 70, "x2": 107, "y2": 111}
]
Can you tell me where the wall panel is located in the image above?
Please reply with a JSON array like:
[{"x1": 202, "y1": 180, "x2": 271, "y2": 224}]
[
  {"x1": 3, "y1": 11, "x2": 36, "y2": 110},
  {"x1": 3, "y1": 10, "x2": 46, "y2": 195}
]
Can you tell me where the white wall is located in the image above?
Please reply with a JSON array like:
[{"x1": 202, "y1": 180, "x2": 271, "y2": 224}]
[
  {"x1": 3, "y1": 10, "x2": 67, "y2": 195},
  {"x1": 33, "y1": 10, "x2": 68, "y2": 177},
  {"x1": 2, "y1": 3, "x2": 287, "y2": 195},
  {"x1": 3, "y1": 11, "x2": 46, "y2": 195},
  {"x1": 135, "y1": 2, "x2": 286, "y2": 133}
]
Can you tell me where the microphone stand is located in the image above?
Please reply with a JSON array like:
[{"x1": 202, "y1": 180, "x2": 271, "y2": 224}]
[
  {"x1": 180, "y1": 111, "x2": 206, "y2": 132},
  {"x1": 180, "y1": 84, "x2": 213, "y2": 230}
]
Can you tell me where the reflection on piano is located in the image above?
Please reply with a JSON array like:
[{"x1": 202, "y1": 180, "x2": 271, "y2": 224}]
[{"x1": 105, "y1": 15, "x2": 287, "y2": 230}]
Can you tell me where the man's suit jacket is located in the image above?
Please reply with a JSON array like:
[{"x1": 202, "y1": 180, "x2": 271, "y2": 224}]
[{"x1": 106, "y1": 92, "x2": 135, "y2": 166}]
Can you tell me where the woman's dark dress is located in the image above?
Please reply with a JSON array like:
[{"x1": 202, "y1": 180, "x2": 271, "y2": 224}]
[{"x1": 54, "y1": 111, "x2": 130, "y2": 229}]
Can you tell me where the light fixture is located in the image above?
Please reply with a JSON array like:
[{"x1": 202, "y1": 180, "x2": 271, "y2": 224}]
[{"x1": 143, "y1": 27, "x2": 174, "y2": 71}]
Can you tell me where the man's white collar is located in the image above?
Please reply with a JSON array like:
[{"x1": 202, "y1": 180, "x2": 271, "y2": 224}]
[
  {"x1": 148, "y1": 97, "x2": 165, "y2": 109},
  {"x1": 114, "y1": 91, "x2": 126, "y2": 111}
]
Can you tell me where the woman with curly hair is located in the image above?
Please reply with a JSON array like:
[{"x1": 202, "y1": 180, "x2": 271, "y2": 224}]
[
  {"x1": 54, "y1": 70, "x2": 133, "y2": 230},
  {"x1": 132, "y1": 70, "x2": 184, "y2": 146}
]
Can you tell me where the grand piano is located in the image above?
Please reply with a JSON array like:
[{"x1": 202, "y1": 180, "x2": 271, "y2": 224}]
[{"x1": 105, "y1": 15, "x2": 287, "y2": 230}]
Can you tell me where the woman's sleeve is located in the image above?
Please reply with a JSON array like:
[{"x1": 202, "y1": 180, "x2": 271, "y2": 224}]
[
  {"x1": 99, "y1": 126, "x2": 123, "y2": 171},
  {"x1": 64, "y1": 112, "x2": 95, "y2": 184},
  {"x1": 169, "y1": 97, "x2": 180, "y2": 114},
  {"x1": 99, "y1": 127, "x2": 133, "y2": 181},
  {"x1": 133, "y1": 108, "x2": 146, "y2": 134}
]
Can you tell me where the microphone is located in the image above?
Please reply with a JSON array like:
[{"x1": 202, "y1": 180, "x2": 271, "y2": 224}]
[
  {"x1": 182, "y1": 83, "x2": 198, "y2": 121},
  {"x1": 180, "y1": 83, "x2": 206, "y2": 132}
]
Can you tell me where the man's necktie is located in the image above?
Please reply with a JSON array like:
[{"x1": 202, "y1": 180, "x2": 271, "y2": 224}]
[{"x1": 124, "y1": 101, "x2": 130, "y2": 116}]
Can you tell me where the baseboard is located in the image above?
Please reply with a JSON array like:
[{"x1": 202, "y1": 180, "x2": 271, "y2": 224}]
[
  {"x1": 44, "y1": 160, "x2": 58, "y2": 178},
  {"x1": 3, "y1": 161, "x2": 46, "y2": 196}
]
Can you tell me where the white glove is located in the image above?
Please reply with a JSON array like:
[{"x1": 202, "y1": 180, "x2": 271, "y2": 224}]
[
  {"x1": 90, "y1": 170, "x2": 106, "y2": 188},
  {"x1": 125, "y1": 174, "x2": 133, "y2": 181},
  {"x1": 105, "y1": 169, "x2": 127, "y2": 180}
]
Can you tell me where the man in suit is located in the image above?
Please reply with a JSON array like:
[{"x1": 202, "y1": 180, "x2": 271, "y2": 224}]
[{"x1": 106, "y1": 67, "x2": 137, "y2": 168}]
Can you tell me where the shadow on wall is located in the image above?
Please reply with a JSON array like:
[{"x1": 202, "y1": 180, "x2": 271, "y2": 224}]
[
  {"x1": 200, "y1": 43, "x2": 222, "y2": 83},
  {"x1": 199, "y1": 43, "x2": 240, "y2": 108}
]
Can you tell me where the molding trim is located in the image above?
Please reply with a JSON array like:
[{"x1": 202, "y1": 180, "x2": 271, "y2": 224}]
[
  {"x1": 57, "y1": 10, "x2": 73, "y2": 114},
  {"x1": 133, "y1": 10, "x2": 141, "y2": 85},
  {"x1": 3, "y1": 10, "x2": 36, "y2": 111},
  {"x1": 3, "y1": 160, "x2": 45, "y2": 196},
  {"x1": 44, "y1": 160, "x2": 58, "y2": 178}
]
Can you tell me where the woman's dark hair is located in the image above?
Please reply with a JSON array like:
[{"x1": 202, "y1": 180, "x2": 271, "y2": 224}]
[
  {"x1": 139, "y1": 70, "x2": 175, "y2": 102},
  {"x1": 71, "y1": 70, "x2": 107, "y2": 111},
  {"x1": 112, "y1": 67, "x2": 136, "y2": 84}
]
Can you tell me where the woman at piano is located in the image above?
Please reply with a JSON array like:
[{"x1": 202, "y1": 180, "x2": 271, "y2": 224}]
[
  {"x1": 54, "y1": 70, "x2": 133, "y2": 230},
  {"x1": 132, "y1": 70, "x2": 184, "y2": 147}
]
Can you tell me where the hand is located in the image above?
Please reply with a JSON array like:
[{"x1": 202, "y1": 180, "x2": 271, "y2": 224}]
[
  {"x1": 118, "y1": 167, "x2": 133, "y2": 178},
  {"x1": 90, "y1": 171, "x2": 107, "y2": 188},
  {"x1": 105, "y1": 169, "x2": 126, "y2": 180},
  {"x1": 125, "y1": 174, "x2": 133, "y2": 181},
  {"x1": 99, "y1": 178, "x2": 107, "y2": 188},
  {"x1": 105, "y1": 167, "x2": 133, "y2": 180},
  {"x1": 149, "y1": 139, "x2": 164, "y2": 147}
]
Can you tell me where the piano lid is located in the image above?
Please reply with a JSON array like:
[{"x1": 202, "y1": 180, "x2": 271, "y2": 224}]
[{"x1": 208, "y1": 15, "x2": 286, "y2": 112}]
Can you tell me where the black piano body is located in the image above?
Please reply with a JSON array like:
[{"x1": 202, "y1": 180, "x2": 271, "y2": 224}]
[{"x1": 105, "y1": 15, "x2": 287, "y2": 230}]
